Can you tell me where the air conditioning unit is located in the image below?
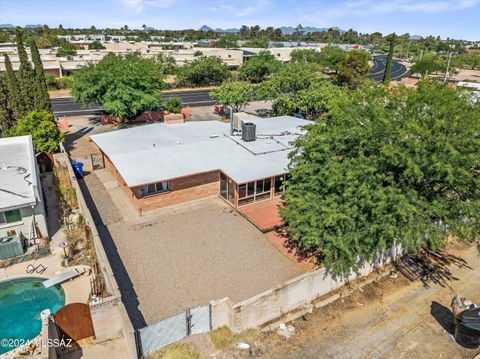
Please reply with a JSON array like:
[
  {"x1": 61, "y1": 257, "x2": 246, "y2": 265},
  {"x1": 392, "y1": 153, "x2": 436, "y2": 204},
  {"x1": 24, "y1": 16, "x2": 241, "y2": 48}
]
[{"x1": 242, "y1": 122, "x2": 256, "y2": 142}]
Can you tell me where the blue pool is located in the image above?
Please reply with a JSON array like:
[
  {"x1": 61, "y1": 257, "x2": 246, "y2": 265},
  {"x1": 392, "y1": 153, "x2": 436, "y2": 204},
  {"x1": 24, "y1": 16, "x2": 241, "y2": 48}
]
[{"x1": 0, "y1": 277, "x2": 65, "y2": 354}]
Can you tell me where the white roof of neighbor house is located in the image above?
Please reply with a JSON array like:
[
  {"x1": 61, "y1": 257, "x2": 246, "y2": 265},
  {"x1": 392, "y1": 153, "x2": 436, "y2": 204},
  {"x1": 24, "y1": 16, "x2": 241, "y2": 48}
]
[
  {"x1": 90, "y1": 116, "x2": 312, "y2": 186},
  {"x1": 0, "y1": 136, "x2": 38, "y2": 210}
]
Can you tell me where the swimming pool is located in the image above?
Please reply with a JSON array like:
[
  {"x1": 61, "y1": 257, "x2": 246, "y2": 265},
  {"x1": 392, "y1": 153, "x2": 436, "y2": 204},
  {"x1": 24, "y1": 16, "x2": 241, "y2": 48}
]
[{"x1": 0, "y1": 277, "x2": 65, "y2": 355}]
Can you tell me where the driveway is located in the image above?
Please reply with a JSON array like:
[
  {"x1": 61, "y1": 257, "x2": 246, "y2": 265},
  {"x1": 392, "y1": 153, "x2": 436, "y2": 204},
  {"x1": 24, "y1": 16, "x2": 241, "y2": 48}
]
[{"x1": 79, "y1": 172, "x2": 304, "y2": 328}]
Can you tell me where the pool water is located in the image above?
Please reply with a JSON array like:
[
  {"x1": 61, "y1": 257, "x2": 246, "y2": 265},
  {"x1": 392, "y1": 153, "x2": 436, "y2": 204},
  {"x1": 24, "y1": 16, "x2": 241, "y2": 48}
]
[{"x1": 0, "y1": 277, "x2": 65, "y2": 355}]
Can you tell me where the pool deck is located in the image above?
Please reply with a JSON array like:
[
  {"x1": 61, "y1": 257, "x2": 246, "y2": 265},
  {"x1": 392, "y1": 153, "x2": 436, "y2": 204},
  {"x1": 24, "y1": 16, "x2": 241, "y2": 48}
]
[{"x1": 0, "y1": 173, "x2": 91, "y2": 305}]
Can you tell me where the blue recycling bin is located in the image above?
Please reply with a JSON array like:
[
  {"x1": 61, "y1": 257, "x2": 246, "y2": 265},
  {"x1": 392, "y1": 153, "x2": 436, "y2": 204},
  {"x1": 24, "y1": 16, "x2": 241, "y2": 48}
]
[
  {"x1": 295, "y1": 113, "x2": 303, "y2": 119},
  {"x1": 71, "y1": 161, "x2": 84, "y2": 178}
]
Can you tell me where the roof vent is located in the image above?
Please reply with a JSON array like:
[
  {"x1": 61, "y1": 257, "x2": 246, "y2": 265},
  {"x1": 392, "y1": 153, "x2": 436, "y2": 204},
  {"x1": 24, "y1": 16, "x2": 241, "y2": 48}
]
[{"x1": 242, "y1": 122, "x2": 256, "y2": 142}]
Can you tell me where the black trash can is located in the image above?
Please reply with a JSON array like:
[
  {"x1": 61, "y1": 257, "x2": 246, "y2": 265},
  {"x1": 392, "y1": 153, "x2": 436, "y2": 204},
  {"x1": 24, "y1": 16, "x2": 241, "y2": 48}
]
[{"x1": 454, "y1": 307, "x2": 480, "y2": 349}]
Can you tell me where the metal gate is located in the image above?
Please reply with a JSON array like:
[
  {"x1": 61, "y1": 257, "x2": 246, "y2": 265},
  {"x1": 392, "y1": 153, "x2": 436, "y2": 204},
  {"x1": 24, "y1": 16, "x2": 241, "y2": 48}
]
[
  {"x1": 91, "y1": 153, "x2": 104, "y2": 170},
  {"x1": 136, "y1": 304, "x2": 211, "y2": 357}
]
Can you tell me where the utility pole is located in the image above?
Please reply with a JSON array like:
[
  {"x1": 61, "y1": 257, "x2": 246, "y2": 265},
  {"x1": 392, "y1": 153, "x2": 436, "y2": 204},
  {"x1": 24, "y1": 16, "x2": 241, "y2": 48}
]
[
  {"x1": 419, "y1": 49, "x2": 424, "y2": 62},
  {"x1": 444, "y1": 52, "x2": 453, "y2": 83}
]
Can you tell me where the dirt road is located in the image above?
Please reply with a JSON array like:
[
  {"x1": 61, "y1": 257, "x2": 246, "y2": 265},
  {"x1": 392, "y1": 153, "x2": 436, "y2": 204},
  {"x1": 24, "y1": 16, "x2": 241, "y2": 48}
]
[{"x1": 249, "y1": 243, "x2": 480, "y2": 359}]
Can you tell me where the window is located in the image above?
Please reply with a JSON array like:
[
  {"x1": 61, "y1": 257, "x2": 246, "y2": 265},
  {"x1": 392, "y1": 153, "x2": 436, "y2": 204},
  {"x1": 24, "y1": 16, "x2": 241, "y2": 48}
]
[
  {"x1": 255, "y1": 178, "x2": 271, "y2": 201},
  {"x1": 0, "y1": 209, "x2": 22, "y2": 225},
  {"x1": 143, "y1": 181, "x2": 170, "y2": 195},
  {"x1": 238, "y1": 178, "x2": 272, "y2": 206},
  {"x1": 274, "y1": 175, "x2": 285, "y2": 196}
]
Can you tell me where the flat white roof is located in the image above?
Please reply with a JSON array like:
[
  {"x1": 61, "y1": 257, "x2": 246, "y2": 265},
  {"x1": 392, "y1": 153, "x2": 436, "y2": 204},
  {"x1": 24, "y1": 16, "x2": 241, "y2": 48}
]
[
  {"x1": 90, "y1": 116, "x2": 312, "y2": 186},
  {"x1": 0, "y1": 136, "x2": 38, "y2": 210}
]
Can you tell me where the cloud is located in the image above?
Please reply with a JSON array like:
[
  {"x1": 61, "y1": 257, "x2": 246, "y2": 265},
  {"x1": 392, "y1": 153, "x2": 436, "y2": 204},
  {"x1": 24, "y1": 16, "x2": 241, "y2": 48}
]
[{"x1": 118, "y1": 0, "x2": 174, "y2": 13}]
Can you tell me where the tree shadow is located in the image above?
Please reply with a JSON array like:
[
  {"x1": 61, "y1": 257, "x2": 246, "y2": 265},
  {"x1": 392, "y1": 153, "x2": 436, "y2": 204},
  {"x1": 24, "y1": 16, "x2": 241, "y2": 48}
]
[
  {"x1": 274, "y1": 227, "x2": 324, "y2": 266},
  {"x1": 78, "y1": 177, "x2": 147, "y2": 330},
  {"x1": 395, "y1": 249, "x2": 472, "y2": 289},
  {"x1": 431, "y1": 301, "x2": 455, "y2": 334}
]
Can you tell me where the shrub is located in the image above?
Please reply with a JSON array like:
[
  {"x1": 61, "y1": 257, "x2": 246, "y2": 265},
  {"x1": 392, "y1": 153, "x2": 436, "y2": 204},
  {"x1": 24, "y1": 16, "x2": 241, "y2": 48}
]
[{"x1": 163, "y1": 97, "x2": 183, "y2": 113}]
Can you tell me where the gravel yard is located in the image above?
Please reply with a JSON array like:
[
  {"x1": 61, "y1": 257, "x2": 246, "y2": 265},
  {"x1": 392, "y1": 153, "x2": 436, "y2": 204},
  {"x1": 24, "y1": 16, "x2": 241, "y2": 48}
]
[{"x1": 81, "y1": 172, "x2": 304, "y2": 327}]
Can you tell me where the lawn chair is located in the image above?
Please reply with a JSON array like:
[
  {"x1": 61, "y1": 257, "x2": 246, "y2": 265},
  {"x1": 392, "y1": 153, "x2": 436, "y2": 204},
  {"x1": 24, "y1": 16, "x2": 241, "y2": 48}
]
[
  {"x1": 35, "y1": 264, "x2": 46, "y2": 274},
  {"x1": 26, "y1": 264, "x2": 36, "y2": 274}
]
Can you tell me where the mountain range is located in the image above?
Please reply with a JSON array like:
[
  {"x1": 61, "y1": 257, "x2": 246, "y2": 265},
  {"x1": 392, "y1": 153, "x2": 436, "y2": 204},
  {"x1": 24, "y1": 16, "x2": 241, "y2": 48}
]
[{"x1": 198, "y1": 25, "x2": 344, "y2": 34}]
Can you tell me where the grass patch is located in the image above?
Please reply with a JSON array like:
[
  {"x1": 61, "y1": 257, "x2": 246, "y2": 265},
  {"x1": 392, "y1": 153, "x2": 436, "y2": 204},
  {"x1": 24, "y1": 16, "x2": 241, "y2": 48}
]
[
  {"x1": 209, "y1": 326, "x2": 257, "y2": 350},
  {"x1": 146, "y1": 343, "x2": 201, "y2": 359}
]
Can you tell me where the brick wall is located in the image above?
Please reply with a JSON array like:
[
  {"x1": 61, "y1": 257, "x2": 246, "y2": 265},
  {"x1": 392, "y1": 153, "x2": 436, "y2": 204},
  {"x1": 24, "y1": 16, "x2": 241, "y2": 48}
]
[
  {"x1": 132, "y1": 171, "x2": 220, "y2": 213},
  {"x1": 103, "y1": 153, "x2": 220, "y2": 213}
]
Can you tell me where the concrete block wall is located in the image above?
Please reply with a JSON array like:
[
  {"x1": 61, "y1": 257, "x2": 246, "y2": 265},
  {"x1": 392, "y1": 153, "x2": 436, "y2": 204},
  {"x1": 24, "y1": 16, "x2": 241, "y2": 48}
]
[
  {"x1": 54, "y1": 152, "x2": 137, "y2": 359},
  {"x1": 211, "y1": 243, "x2": 403, "y2": 332}
]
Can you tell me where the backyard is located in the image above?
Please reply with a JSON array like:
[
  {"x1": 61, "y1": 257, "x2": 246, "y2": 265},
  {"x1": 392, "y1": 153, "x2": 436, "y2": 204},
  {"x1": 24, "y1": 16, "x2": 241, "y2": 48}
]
[{"x1": 79, "y1": 169, "x2": 305, "y2": 328}]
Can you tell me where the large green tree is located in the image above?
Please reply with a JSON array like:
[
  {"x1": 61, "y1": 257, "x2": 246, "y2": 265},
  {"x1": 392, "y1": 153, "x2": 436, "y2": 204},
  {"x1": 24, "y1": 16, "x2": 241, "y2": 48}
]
[
  {"x1": 30, "y1": 41, "x2": 51, "y2": 111},
  {"x1": 7, "y1": 110, "x2": 64, "y2": 153},
  {"x1": 272, "y1": 81, "x2": 342, "y2": 120},
  {"x1": 334, "y1": 50, "x2": 371, "y2": 87},
  {"x1": 239, "y1": 50, "x2": 282, "y2": 83},
  {"x1": 71, "y1": 52, "x2": 164, "y2": 119},
  {"x1": 0, "y1": 74, "x2": 15, "y2": 132},
  {"x1": 282, "y1": 81, "x2": 480, "y2": 275},
  {"x1": 290, "y1": 49, "x2": 323, "y2": 64},
  {"x1": 176, "y1": 56, "x2": 231, "y2": 87},
  {"x1": 257, "y1": 63, "x2": 322, "y2": 100},
  {"x1": 3, "y1": 54, "x2": 26, "y2": 120},
  {"x1": 410, "y1": 53, "x2": 443, "y2": 76},
  {"x1": 210, "y1": 80, "x2": 254, "y2": 112},
  {"x1": 15, "y1": 27, "x2": 36, "y2": 109},
  {"x1": 320, "y1": 46, "x2": 347, "y2": 72}
]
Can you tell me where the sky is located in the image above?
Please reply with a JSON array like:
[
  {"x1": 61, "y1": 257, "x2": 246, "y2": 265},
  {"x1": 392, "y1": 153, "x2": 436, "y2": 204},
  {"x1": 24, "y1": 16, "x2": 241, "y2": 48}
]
[{"x1": 0, "y1": 0, "x2": 479, "y2": 40}]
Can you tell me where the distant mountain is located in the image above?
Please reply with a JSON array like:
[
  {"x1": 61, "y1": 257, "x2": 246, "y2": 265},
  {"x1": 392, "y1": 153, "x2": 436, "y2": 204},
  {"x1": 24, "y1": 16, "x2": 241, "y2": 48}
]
[
  {"x1": 25, "y1": 24, "x2": 42, "y2": 29},
  {"x1": 199, "y1": 25, "x2": 213, "y2": 32},
  {"x1": 199, "y1": 25, "x2": 344, "y2": 34},
  {"x1": 410, "y1": 35, "x2": 423, "y2": 40},
  {"x1": 0, "y1": 24, "x2": 14, "y2": 29}
]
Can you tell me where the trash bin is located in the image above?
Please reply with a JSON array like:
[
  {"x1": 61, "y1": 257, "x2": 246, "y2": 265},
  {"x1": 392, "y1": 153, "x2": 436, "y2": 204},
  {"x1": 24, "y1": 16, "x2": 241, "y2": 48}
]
[
  {"x1": 71, "y1": 161, "x2": 84, "y2": 179},
  {"x1": 454, "y1": 307, "x2": 480, "y2": 348}
]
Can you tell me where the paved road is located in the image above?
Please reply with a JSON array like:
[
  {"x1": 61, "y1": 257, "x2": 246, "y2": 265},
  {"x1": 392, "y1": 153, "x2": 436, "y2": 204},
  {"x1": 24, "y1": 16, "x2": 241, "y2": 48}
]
[
  {"x1": 52, "y1": 56, "x2": 409, "y2": 116},
  {"x1": 369, "y1": 54, "x2": 409, "y2": 82},
  {"x1": 52, "y1": 89, "x2": 215, "y2": 116}
]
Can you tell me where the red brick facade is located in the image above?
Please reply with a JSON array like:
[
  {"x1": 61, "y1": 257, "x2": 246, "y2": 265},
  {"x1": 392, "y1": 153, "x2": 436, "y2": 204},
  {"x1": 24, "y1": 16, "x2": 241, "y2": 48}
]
[{"x1": 103, "y1": 153, "x2": 219, "y2": 214}]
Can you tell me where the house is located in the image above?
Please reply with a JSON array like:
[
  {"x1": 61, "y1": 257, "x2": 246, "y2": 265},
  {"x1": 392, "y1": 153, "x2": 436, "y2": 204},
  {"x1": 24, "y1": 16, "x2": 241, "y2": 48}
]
[
  {"x1": 0, "y1": 136, "x2": 48, "y2": 259},
  {"x1": 90, "y1": 116, "x2": 311, "y2": 214}
]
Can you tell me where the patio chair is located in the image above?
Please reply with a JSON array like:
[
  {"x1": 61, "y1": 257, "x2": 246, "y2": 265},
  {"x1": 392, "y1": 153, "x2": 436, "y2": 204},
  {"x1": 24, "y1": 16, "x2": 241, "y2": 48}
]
[
  {"x1": 35, "y1": 264, "x2": 46, "y2": 274},
  {"x1": 26, "y1": 264, "x2": 36, "y2": 274}
]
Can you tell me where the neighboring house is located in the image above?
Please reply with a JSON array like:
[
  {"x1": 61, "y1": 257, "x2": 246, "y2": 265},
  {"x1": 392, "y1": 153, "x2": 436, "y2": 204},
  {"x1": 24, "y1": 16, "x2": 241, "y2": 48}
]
[
  {"x1": 90, "y1": 116, "x2": 311, "y2": 214},
  {"x1": 0, "y1": 136, "x2": 48, "y2": 260}
]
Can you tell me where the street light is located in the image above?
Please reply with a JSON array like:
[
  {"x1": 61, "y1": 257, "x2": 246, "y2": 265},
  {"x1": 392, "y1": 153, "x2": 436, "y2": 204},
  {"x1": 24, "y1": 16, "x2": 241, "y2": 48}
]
[{"x1": 444, "y1": 52, "x2": 455, "y2": 84}]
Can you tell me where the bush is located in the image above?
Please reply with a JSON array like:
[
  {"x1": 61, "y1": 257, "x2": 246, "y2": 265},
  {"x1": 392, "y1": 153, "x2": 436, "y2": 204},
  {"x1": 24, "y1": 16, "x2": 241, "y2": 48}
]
[
  {"x1": 163, "y1": 97, "x2": 183, "y2": 113},
  {"x1": 7, "y1": 111, "x2": 64, "y2": 153}
]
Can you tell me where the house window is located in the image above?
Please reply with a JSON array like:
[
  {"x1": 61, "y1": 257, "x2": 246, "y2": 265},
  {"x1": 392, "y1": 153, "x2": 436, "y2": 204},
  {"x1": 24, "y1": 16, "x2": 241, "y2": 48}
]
[
  {"x1": 238, "y1": 178, "x2": 272, "y2": 206},
  {"x1": 143, "y1": 181, "x2": 170, "y2": 195},
  {"x1": 0, "y1": 209, "x2": 22, "y2": 225},
  {"x1": 274, "y1": 175, "x2": 285, "y2": 196}
]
